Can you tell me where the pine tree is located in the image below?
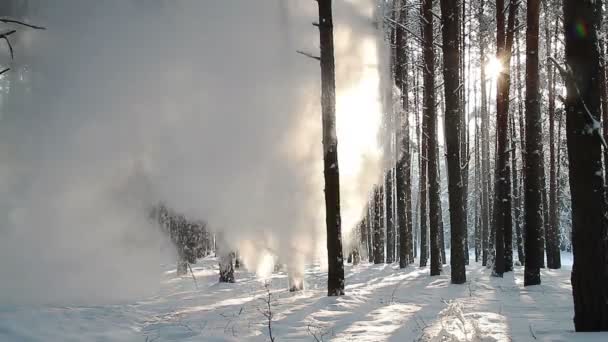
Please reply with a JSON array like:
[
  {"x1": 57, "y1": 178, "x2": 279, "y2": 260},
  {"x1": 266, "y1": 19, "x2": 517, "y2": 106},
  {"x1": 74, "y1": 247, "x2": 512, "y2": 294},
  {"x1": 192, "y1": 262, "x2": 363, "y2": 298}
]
[
  {"x1": 385, "y1": 170, "x2": 396, "y2": 263},
  {"x1": 317, "y1": 0, "x2": 344, "y2": 296},
  {"x1": 421, "y1": 0, "x2": 442, "y2": 276},
  {"x1": 373, "y1": 186, "x2": 385, "y2": 264},
  {"x1": 545, "y1": 1, "x2": 561, "y2": 269},
  {"x1": 478, "y1": 0, "x2": 491, "y2": 267},
  {"x1": 523, "y1": 0, "x2": 542, "y2": 286},
  {"x1": 563, "y1": 0, "x2": 608, "y2": 331},
  {"x1": 493, "y1": 0, "x2": 518, "y2": 276},
  {"x1": 439, "y1": 0, "x2": 466, "y2": 284},
  {"x1": 395, "y1": 0, "x2": 413, "y2": 268}
]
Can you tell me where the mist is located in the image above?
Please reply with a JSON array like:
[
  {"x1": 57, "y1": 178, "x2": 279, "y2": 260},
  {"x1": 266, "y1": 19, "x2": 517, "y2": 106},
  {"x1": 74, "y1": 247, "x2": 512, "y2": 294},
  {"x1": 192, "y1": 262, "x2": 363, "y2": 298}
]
[{"x1": 0, "y1": 0, "x2": 385, "y2": 304}]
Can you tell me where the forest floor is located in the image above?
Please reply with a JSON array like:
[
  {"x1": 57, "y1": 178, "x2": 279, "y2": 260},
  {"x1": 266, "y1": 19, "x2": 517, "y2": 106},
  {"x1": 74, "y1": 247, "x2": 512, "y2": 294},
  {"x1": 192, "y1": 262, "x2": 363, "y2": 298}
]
[{"x1": 1, "y1": 253, "x2": 607, "y2": 341}]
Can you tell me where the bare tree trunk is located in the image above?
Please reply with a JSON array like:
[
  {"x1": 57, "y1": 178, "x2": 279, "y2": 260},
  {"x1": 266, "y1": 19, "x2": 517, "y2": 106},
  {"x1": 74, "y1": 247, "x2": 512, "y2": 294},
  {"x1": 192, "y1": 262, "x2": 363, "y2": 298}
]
[
  {"x1": 511, "y1": 113, "x2": 525, "y2": 265},
  {"x1": 367, "y1": 206, "x2": 373, "y2": 260},
  {"x1": 514, "y1": 24, "x2": 526, "y2": 266},
  {"x1": 419, "y1": 76, "x2": 429, "y2": 268},
  {"x1": 395, "y1": 1, "x2": 413, "y2": 268},
  {"x1": 460, "y1": 0, "x2": 470, "y2": 269},
  {"x1": 545, "y1": 6, "x2": 561, "y2": 269},
  {"x1": 385, "y1": 169, "x2": 395, "y2": 263},
  {"x1": 373, "y1": 185, "x2": 385, "y2": 264},
  {"x1": 602, "y1": 26, "x2": 608, "y2": 197},
  {"x1": 360, "y1": 217, "x2": 369, "y2": 262},
  {"x1": 317, "y1": 0, "x2": 344, "y2": 296},
  {"x1": 414, "y1": 64, "x2": 421, "y2": 261},
  {"x1": 563, "y1": 0, "x2": 608, "y2": 331},
  {"x1": 478, "y1": 0, "x2": 491, "y2": 267},
  {"x1": 493, "y1": 0, "x2": 517, "y2": 276},
  {"x1": 421, "y1": 0, "x2": 442, "y2": 276},
  {"x1": 437, "y1": 142, "x2": 447, "y2": 265},
  {"x1": 523, "y1": 0, "x2": 542, "y2": 286},
  {"x1": 440, "y1": 0, "x2": 466, "y2": 284}
]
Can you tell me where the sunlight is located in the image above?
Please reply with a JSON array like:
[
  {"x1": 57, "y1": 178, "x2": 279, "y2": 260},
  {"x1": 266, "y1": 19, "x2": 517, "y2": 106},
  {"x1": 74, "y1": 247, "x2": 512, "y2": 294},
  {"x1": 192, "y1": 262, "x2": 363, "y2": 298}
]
[
  {"x1": 335, "y1": 37, "x2": 383, "y2": 249},
  {"x1": 486, "y1": 56, "x2": 503, "y2": 81}
]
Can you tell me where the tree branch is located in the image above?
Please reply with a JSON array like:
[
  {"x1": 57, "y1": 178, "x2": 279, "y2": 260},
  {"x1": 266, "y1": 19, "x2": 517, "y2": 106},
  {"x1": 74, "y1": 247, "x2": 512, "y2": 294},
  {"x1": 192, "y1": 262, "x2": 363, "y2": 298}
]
[
  {"x1": 296, "y1": 50, "x2": 320, "y2": 61},
  {"x1": 0, "y1": 18, "x2": 46, "y2": 30}
]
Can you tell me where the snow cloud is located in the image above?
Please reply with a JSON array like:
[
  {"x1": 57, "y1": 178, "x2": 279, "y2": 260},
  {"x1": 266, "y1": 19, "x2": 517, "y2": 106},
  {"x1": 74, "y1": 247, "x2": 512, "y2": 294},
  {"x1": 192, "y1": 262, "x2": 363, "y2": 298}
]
[{"x1": 0, "y1": 0, "x2": 384, "y2": 304}]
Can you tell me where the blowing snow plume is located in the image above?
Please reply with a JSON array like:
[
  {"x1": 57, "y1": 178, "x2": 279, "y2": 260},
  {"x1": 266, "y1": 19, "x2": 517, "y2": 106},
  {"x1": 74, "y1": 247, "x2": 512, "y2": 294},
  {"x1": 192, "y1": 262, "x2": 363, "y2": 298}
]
[{"x1": 0, "y1": 0, "x2": 385, "y2": 304}]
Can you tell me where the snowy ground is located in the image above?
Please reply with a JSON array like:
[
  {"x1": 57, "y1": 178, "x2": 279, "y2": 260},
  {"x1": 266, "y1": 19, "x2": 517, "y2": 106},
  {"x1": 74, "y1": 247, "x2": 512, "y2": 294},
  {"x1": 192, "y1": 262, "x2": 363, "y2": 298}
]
[{"x1": 1, "y1": 253, "x2": 607, "y2": 341}]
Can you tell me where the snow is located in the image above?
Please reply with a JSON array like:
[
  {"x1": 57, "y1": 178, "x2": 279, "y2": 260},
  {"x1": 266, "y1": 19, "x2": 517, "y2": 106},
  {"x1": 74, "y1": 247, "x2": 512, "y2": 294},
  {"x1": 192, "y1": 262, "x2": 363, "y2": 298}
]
[{"x1": 1, "y1": 253, "x2": 606, "y2": 341}]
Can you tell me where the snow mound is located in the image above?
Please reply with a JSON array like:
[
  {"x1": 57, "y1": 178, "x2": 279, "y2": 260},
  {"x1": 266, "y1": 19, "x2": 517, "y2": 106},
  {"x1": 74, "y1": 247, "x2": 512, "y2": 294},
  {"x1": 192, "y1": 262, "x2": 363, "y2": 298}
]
[{"x1": 423, "y1": 300, "x2": 508, "y2": 342}]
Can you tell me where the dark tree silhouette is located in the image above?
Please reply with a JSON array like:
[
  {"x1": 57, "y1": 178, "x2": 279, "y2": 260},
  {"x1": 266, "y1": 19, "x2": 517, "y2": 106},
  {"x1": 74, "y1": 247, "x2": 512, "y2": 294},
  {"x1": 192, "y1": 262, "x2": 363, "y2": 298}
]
[
  {"x1": 523, "y1": 0, "x2": 543, "y2": 286},
  {"x1": 440, "y1": 0, "x2": 466, "y2": 284},
  {"x1": 421, "y1": 0, "x2": 441, "y2": 276},
  {"x1": 563, "y1": 0, "x2": 608, "y2": 331},
  {"x1": 317, "y1": 0, "x2": 344, "y2": 296}
]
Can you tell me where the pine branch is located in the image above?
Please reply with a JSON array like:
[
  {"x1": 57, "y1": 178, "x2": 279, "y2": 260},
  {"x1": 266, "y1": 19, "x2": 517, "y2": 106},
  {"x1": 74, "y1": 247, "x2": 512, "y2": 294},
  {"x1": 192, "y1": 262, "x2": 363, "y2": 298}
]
[
  {"x1": 0, "y1": 18, "x2": 46, "y2": 30},
  {"x1": 296, "y1": 50, "x2": 320, "y2": 61}
]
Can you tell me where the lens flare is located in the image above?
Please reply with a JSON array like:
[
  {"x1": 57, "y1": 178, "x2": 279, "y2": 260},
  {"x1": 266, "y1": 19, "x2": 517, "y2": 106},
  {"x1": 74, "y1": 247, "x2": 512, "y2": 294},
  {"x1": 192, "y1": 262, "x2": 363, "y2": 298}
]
[
  {"x1": 574, "y1": 20, "x2": 588, "y2": 39},
  {"x1": 485, "y1": 56, "x2": 503, "y2": 81}
]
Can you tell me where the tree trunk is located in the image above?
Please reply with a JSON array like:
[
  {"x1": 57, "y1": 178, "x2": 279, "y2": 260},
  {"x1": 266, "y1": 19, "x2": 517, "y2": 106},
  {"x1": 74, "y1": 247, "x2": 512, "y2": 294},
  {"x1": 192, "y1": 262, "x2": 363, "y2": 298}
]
[
  {"x1": 602, "y1": 25, "x2": 608, "y2": 197},
  {"x1": 514, "y1": 24, "x2": 526, "y2": 266},
  {"x1": 360, "y1": 218, "x2": 369, "y2": 262},
  {"x1": 421, "y1": 0, "x2": 441, "y2": 276},
  {"x1": 367, "y1": 206, "x2": 373, "y2": 260},
  {"x1": 385, "y1": 170, "x2": 395, "y2": 263},
  {"x1": 475, "y1": 98, "x2": 482, "y2": 263},
  {"x1": 523, "y1": 0, "x2": 542, "y2": 286},
  {"x1": 563, "y1": 0, "x2": 608, "y2": 331},
  {"x1": 511, "y1": 113, "x2": 525, "y2": 265},
  {"x1": 414, "y1": 65, "x2": 421, "y2": 261},
  {"x1": 437, "y1": 144, "x2": 447, "y2": 265},
  {"x1": 395, "y1": 1, "x2": 413, "y2": 268},
  {"x1": 460, "y1": 0, "x2": 470, "y2": 270},
  {"x1": 478, "y1": 0, "x2": 491, "y2": 267},
  {"x1": 419, "y1": 85, "x2": 429, "y2": 268},
  {"x1": 493, "y1": 0, "x2": 517, "y2": 276},
  {"x1": 440, "y1": 0, "x2": 466, "y2": 284},
  {"x1": 317, "y1": 0, "x2": 344, "y2": 296},
  {"x1": 373, "y1": 185, "x2": 385, "y2": 264},
  {"x1": 546, "y1": 11, "x2": 561, "y2": 269}
]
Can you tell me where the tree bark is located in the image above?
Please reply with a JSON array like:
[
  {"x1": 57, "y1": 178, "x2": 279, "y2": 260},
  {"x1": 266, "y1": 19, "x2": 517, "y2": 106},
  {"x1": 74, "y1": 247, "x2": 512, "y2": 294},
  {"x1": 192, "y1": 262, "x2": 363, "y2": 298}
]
[
  {"x1": 478, "y1": 0, "x2": 491, "y2": 267},
  {"x1": 419, "y1": 80, "x2": 429, "y2": 268},
  {"x1": 545, "y1": 7, "x2": 561, "y2": 269},
  {"x1": 317, "y1": 0, "x2": 344, "y2": 296},
  {"x1": 421, "y1": 0, "x2": 442, "y2": 276},
  {"x1": 385, "y1": 169, "x2": 395, "y2": 263},
  {"x1": 437, "y1": 144, "x2": 447, "y2": 265},
  {"x1": 493, "y1": 0, "x2": 517, "y2": 276},
  {"x1": 373, "y1": 185, "x2": 385, "y2": 264},
  {"x1": 523, "y1": 0, "x2": 542, "y2": 286},
  {"x1": 514, "y1": 24, "x2": 526, "y2": 266},
  {"x1": 511, "y1": 113, "x2": 525, "y2": 265},
  {"x1": 563, "y1": 0, "x2": 608, "y2": 331},
  {"x1": 440, "y1": 0, "x2": 466, "y2": 284},
  {"x1": 395, "y1": 1, "x2": 413, "y2": 268}
]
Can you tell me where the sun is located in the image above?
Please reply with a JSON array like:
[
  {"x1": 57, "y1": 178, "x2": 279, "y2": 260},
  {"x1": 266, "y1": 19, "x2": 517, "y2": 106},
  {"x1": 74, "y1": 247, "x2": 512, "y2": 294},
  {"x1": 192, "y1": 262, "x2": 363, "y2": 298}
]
[{"x1": 485, "y1": 56, "x2": 503, "y2": 81}]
